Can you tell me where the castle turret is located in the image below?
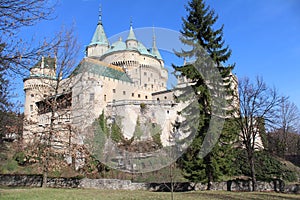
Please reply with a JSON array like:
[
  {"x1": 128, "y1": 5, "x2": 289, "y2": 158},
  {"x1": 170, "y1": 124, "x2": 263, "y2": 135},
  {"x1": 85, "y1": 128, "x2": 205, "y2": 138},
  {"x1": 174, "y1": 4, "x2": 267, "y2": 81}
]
[
  {"x1": 151, "y1": 29, "x2": 162, "y2": 61},
  {"x1": 86, "y1": 5, "x2": 109, "y2": 57},
  {"x1": 126, "y1": 20, "x2": 138, "y2": 49},
  {"x1": 23, "y1": 57, "x2": 56, "y2": 120}
]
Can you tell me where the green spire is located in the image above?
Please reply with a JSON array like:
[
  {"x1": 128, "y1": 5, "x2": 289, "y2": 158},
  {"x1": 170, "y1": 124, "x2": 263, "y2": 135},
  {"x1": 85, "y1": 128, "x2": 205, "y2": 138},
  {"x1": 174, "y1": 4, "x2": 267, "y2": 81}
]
[
  {"x1": 89, "y1": 4, "x2": 109, "y2": 46},
  {"x1": 151, "y1": 27, "x2": 162, "y2": 60},
  {"x1": 126, "y1": 17, "x2": 137, "y2": 41}
]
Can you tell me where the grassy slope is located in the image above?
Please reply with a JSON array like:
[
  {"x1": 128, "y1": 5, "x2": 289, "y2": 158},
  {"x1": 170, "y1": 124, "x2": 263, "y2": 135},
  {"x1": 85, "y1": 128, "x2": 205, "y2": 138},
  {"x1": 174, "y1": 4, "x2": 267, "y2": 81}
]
[{"x1": 0, "y1": 188, "x2": 299, "y2": 200}]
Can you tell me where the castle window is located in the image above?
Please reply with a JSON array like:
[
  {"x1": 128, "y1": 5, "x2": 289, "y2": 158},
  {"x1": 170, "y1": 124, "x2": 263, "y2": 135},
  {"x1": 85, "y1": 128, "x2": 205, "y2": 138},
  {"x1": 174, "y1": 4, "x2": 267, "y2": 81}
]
[
  {"x1": 151, "y1": 85, "x2": 154, "y2": 89},
  {"x1": 145, "y1": 95, "x2": 148, "y2": 99},
  {"x1": 144, "y1": 72, "x2": 147, "y2": 76},
  {"x1": 30, "y1": 105, "x2": 33, "y2": 112},
  {"x1": 89, "y1": 93, "x2": 95, "y2": 102},
  {"x1": 31, "y1": 94, "x2": 34, "y2": 97},
  {"x1": 164, "y1": 96, "x2": 167, "y2": 100},
  {"x1": 104, "y1": 95, "x2": 107, "y2": 101},
  {"x1": 144, "y1": 83, "x2": 147, "y2": 87},
  {"x1": 123, "y1": 91, "x2": 126, "y2": 95},
  {"x1": 138, "y1": 94, "x2": 141, "y2": 98},
  {"x1": 113, "y1": 89, "x2": 116, "y2": 93},
  {"x1": 132, "y1": 93, "x2": 134, "y2": 97}
]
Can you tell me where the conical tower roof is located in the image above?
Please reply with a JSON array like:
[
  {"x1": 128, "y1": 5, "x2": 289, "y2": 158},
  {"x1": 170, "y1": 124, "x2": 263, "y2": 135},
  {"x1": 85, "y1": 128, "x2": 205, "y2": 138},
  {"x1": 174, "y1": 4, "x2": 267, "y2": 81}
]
[
  {"x1": 126, "y1": 19, "x2": 137, "y2": 41},
  {"x1": 151, "y1": 29, "x2": 162, "y2": 60},
  {"x1": 89, "y1": 5, "x2": 109, "y2": 46}
]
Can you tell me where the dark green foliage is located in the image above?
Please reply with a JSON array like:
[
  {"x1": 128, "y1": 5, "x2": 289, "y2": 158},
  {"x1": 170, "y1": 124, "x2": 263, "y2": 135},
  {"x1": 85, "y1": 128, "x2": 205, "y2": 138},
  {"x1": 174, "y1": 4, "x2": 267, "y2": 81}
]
[
  {"x1": 98, "y1": 111, "x2": 108, "y2": 136},
  {"x1": 4, "y1": 159, "x2": 18, "y2": 172},
  {"x1": 88, "y1": 112, "x2": 108, "y2": 162},
  {"x1": 97, "y1": 111, "x2": 124, "y2": 143},
  {"x1": 175, "y1": 0, "x2": 236, "y2": 189},
  {"x1": 85, "y1": 155, "x2": 110, "y2": 175},
  {"x1": 180, "y1": 0, "x2": 232, "y2": 66},
  {"x1": 266, "y1": 131, "x2": 300, "y2": 167},
  {"x1": 179, "y1": 118, "x2": 239, "y2": 183},
  {"x1": 13, "y1": 151, "x2": 26, "y2": 166},
  {"x1": 140, "y1": 103, "x2": 147, "y2": 111},
  {"x1": 152, "y1": 132, "x2": 163, "y2": 148},
  {"x1": 111, "y1": 120, "x2": 123, "y2": 143},
  {"x1": 233, "y1": 150, "x2": 297, "y2": 182}
]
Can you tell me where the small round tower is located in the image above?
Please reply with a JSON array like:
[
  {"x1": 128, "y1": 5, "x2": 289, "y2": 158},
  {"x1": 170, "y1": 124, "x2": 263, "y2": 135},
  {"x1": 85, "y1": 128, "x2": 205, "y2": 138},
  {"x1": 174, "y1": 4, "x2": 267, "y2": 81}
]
[{"x1": 23, "y1": 57, "x2": 56, "y2": 121}]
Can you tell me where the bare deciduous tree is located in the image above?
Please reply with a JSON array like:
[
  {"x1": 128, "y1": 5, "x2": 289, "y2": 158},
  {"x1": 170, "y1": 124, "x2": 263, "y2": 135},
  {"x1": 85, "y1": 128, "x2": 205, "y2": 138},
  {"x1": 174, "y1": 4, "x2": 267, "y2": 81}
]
[
  {"x1": 0, "y1": 0, "x2": 57, "y2": 73},
  {"x1": 0, "y1": 0, "x2": 58, "y2": 143},
  {"x1": 23, "y1": 27, "x2": 81, "y2": 187},
  {"x1": 275, "y1": 98, "x2": 300, "y2": 156},
  {"x1": 236, "y1": 76, "x2": 281, "y2": 191},
  {"x1": 42, "y1": 28, "x2": 80, "y2": 187}
]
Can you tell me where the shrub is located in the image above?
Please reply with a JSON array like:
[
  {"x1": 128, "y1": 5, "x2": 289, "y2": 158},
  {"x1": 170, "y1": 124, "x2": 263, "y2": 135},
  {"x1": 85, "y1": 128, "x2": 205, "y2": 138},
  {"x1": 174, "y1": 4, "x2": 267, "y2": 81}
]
[
  {"x1": 140, "y1": 103, "x2": 147, "y2": 113},
  {"x1": 0, "y1": 159, "x2": 18, "y2": 173},
  {"x1": 13, "y1": 151, "x2": 26, "y2": 165},
  {"x1": 233, "y1": 150, "x2": 297, "y2": 182}
]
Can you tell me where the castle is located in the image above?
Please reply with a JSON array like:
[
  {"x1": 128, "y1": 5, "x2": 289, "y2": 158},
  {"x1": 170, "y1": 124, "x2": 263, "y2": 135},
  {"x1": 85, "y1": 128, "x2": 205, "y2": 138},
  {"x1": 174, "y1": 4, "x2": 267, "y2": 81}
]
[
  {"x1": 23, "y1": 8, "x2": 188, "y2": 171},
  {"x1": 22, "y1": 7, "x2": 245, "y2": 172}
]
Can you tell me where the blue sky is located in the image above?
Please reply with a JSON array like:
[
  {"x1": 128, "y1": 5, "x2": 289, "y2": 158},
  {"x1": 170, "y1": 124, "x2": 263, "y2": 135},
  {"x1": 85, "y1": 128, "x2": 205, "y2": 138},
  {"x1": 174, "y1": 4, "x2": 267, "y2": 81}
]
[{"x1": 17, "y1": 0, "x2": 300, "y2": 109}]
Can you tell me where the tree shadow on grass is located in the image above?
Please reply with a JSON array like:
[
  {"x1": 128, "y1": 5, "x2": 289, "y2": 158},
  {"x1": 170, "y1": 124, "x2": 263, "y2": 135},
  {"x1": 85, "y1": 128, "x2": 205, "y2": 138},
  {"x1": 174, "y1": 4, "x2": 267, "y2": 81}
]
[{"x1": 182, "y1": 191, "x2": 300, "y2": 200}]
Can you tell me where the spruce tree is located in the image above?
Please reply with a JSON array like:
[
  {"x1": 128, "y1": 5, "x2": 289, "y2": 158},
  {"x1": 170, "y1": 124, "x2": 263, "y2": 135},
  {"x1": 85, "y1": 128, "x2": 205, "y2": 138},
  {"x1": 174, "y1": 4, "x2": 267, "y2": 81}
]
[{"x1": 175, "y1": 0, "x2": 237, "y2": 190}]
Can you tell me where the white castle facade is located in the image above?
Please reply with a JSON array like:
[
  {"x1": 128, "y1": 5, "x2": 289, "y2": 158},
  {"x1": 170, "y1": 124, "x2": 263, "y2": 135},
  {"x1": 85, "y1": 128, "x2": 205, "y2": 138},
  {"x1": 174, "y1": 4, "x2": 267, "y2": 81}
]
[{"x1": 23, "y1": 11, "x2": 182, "y2": 153}]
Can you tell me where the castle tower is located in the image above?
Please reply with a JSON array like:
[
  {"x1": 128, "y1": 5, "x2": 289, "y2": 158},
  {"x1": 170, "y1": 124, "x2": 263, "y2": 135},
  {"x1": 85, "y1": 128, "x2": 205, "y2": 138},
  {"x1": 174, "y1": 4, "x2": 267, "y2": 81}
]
[
  {"x1": 86, "y1": 5, "x2": 109, "y2": 57},
  {"x1": 125, "y1": 20, "x2": 138, "y2": 49},
  {"x1": 23, "y1": 57, "x2": 56, "y2": 142},
  {"x1": 23, "y1": 57, "x2": 56, "y2": 119}
]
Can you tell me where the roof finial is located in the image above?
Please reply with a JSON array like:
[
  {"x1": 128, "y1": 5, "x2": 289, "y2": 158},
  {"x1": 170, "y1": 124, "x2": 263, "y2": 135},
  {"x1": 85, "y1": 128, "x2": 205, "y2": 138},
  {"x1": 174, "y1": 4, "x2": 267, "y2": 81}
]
[
  {"x1": 152, "y1": 25, "x2": 157, "y2": 48},
  {"x1": 130, "y1": 16, "x2": 133, "y2": 27},
  {"x1": 98, "y1": 4, "x2": 102, "y2": 25}
]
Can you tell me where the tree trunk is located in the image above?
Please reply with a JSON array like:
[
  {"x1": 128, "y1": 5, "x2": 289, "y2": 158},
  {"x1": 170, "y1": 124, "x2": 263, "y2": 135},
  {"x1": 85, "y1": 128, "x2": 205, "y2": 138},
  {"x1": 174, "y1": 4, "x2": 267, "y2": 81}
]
[
  {"x1": 205, "y1": 153, "x2": 213, "y2": 190},
  {"x1": 249, "y1": 152, "x2": 257, "y2": 191},
  {"x1": 170, "y1": 163, "x2": 174, "y2": 200},
  {"x1": 42, "y1": 113, "x2": 55, "y2": 188},
  {"x1": 42, "y1": 150, "x2": 49, "y2": 188}
]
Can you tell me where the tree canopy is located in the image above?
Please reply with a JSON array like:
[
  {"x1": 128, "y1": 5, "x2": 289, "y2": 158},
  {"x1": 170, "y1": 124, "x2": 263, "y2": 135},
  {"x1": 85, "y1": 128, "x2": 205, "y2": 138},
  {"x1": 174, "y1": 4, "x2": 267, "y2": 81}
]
[{"x1": 175, "y1": 0, "x2": 237, "y2": 190}]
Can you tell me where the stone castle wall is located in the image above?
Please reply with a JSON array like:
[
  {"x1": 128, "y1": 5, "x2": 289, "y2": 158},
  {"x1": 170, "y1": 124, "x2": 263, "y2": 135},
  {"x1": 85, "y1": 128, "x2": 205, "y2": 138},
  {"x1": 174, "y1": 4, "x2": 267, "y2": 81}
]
[{"x1": 0, "y1": 174, "x2": 299, "y2": 193}]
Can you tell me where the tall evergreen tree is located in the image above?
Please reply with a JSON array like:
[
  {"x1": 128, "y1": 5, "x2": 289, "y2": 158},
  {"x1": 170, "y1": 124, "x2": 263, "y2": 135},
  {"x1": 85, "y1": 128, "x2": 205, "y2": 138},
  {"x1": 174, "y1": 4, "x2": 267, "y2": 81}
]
[
  {"x1": 175, "y1": 0, "x2": 237, "y2": 190},
  {"x1": 180, "y1": 0, "x2": 232, "y2": 65}
]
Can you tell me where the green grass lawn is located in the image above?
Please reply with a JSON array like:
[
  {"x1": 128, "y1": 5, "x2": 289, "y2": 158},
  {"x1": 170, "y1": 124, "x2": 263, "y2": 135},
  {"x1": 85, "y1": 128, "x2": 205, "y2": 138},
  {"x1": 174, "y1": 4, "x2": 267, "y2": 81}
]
[{"x1": 0, "y1": 188, "x2": 299, "y2": 200}]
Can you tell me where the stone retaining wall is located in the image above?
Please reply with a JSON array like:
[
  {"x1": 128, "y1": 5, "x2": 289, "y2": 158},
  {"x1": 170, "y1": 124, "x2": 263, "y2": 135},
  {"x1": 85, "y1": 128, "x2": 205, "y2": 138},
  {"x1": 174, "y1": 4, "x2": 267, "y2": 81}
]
[{"x1": 0, "y1": 174, "x2": 298, "y2": 194}]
